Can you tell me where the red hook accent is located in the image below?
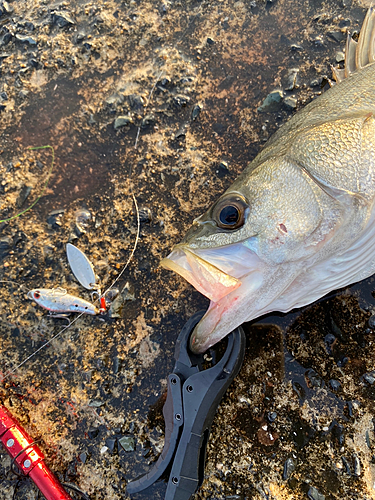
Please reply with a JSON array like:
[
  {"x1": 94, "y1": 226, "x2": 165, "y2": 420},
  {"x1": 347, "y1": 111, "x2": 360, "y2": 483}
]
[{"x1": 0, "y1": 405, "x2": 73, "y2": 500}]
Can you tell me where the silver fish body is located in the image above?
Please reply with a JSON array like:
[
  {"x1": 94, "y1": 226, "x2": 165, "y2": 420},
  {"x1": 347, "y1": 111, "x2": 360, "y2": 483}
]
[
  {"x1": 27, "y1": 288, "x2": 99, "y2": 315},
  {"x1": 162, "y1": 7, "x2": 375, "y2": 353}
]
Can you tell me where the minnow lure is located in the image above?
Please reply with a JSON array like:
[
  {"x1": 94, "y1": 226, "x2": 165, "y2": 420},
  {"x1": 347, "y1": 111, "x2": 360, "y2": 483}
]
[
  {"x1": 27, "y1": 244, "x2": 105, "y2": 316},
  {"x1": 27, "y1": 287, "x2": 99, "y2": 315}
]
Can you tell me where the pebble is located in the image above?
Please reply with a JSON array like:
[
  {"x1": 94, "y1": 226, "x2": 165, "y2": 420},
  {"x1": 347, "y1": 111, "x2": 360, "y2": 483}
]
[
  {"x1": 0, "y1": 236, "x2": 12, "y2": 260},
  {"x1": 335, "y1": 51, "x2": 345, "y2": 63},
  {"x1": 15, "y1": 34, "x2": 37, "y2": 45},
  {"x1": 118, "y1": 435, "x2": 135, "y2": 452},
  {"x1": 283, "y1": 96, "x2": 297, "y2": 110},
  {"x1": 353, "y1": 454, "x2": 361, "y2": 477},
  {"x1": 16, "y1": 185, "x2": 32, "y2": 208},
  {"x1": 51, "y1": 12, "x2": 76, "y2": 27},
  {"x1": 191, "y1": 103, "x2": 202, "y2": 120},
  {"x1": 282, "y1": 458, "x2": 295, "y2": 480},
  {"x1": 105, "y1": 437, "x2": 117, "y2": 453},
  {"x1": 87, "y1": 428, "x2": 99, "y2": 439},
  {"x1": 363, "y1": 372, "x2": 375, "y2": 385},
  {"x1": 47, "y1": 208, "x2": 65, "y2": 228},
  {"x1": 308, "y1": 486, "x2": 325, "y2": 500},
  {"x1": 141, "y1": 114, "x2": 155, "y2": 128},
  {"x1": 257, "y1": 89, "x2": 283, "y2": 113},
  {"x1": 285, "y1": 68, "x2": 300, "y2": 90},
  {"x1": 368, "y1": 314, "x2": 375, "y2": 328},
  {"x1": 114, "y1": 116, "x2": 132, "y2": 129},
  {"x1": 138, "y1": 207, "x2": 153, "y2": 223}
]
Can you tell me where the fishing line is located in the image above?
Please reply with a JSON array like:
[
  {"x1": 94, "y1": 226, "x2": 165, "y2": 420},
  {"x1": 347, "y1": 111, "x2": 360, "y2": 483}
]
[{"x1": 0, "y1": 145, "x2": 54, "y2": 223}]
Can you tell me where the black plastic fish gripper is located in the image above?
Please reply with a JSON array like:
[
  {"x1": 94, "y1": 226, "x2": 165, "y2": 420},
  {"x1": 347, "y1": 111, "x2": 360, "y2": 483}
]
[{"x1": 127, "y1": 310, "x2": 246, "y2": 500}]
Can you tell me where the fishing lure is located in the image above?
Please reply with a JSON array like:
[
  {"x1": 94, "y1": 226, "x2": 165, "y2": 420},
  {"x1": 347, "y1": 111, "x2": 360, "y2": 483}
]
[{"x1": 28, "y1": 244, "x2": 105, "y2": 316}]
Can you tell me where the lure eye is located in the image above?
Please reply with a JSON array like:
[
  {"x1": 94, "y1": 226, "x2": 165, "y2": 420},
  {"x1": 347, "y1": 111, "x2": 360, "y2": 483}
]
[
  {"x1": 33, "y1": 291, "x2": 41, "y2": 299},
  {"x1": 212, "y1": 193, "x2": 248, "y2": 230}
]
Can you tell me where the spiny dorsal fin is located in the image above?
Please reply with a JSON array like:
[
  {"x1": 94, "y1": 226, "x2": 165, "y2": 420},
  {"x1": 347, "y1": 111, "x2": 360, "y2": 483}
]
[{"x1": 333, "y1": 6, "x2": 375, "y2": 83}]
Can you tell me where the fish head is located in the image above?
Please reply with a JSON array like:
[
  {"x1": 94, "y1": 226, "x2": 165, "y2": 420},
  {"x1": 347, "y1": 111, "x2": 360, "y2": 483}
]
[{"x1": 161, "y1": 157, "x2": 342, "y2": 353}]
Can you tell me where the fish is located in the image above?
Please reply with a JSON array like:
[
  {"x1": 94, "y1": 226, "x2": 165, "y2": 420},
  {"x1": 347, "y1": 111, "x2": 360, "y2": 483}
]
[
  {"x1": 27, "y1": 288, "x2": 99, "y2": 315},
  {"x1": 161, "y1": 7, "x2": 375, "y2": 353}
]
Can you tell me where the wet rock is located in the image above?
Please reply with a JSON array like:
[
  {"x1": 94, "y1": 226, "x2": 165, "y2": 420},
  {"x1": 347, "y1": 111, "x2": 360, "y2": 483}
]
[
  {"x1": 105, "y1": 92, "x2": 125, "y2": 107},
  {"x1": 290, "y1": 43, "x2": 303, "y2": 51},
  {"x1": 335, "y1": 51, "x2": 345, "y2": 63},
  {"x1": 118, "y1": 435, "x2": 135, "y2": 452},
  {"x1": 51, "y1": 12, "x2": 76, "y2": 28},
  {"x1": 87, "y1": 427, "x2": 99, "y2": 439},
  {"x1": 47, "y1": 208, "x2": 65, "y2": 228},
  {"x1": 15, "y1": 34, "x2": 37, "y2": 45},
  {"x1": 353, "y1": 454, "x2": 361, "y2": 477},
  {"x1": 16, "y1": 185, "x2": 32, "y2": 208},
  {"x1": 114, "y1": 116, "x2": 132, "y2": 129},
  {"x1": 141, "y1": 114, "x2": 155, "y2": 128},
  {"x1": 105, "y1": 437, "x2": 117, "y2": 453},
  {"x1": 191, "y1": 103, "x2": 202, "y2": 120},
  {"x1": 362, "y1": 371, "x2": 375, "y2": 385},
  {"x1": 0, "y1": 236, "x2": 11, "y2": 260},
  {"x1": 283, "y1": 96, "x2": 297, "y2": 110},
  {"x1": 206, "y1": 37, "x2": 215, "y2": 45},
  {"x1": 79, "y1": 452, "x2": 88, "y2": 464},
  {"x1": 329, "y1": 379, "x2": 341, "y2": 391},
  {"x1": 217, "y1": 161, "x2": 230, "y2": 178},
  {"x1": 1, "y1": 1, "x2": 13, "y2": 14},
  {"x1": 138, "y1": 207, "x2": 152, "y2": 223},
  {"x1": 308, "y1": 486, "x2": 325, "y2": 500},
  {"x1": 74, "y1": 208, "x2": 91, "y2": 235},
  {"x1": 108, "y1": 282, "x2": 135, "y2": 318},
  {"x1": 282, "y1": 458, "x2": 295, "y2": 480},
  {"x1": 368, "y1": 314, "x2": 375, "y2": 328},
  {"x1": 173, "y1": 95, "x2": 190, "y2": 107},
  {"x1": 127, "y1": 94, "x2": 144, "y2": 111},
  {"x1": 285, "y1": 68, "x2": 300, "y2": 90},
  {"x1": 305, "y1": 368, "x2": 323, "y2": 389},
  {"x1": 328, "y1": 31, "x2": 345, "y2": 43},
  {"x1": 257, "y1": 89, "x2": 283, "y2": 112}
]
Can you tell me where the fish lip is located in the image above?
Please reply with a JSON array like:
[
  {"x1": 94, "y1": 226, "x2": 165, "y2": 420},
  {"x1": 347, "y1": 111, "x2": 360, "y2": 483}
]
[{"x1": 160, "y1": 244, "x2": 242, "y2": 303}]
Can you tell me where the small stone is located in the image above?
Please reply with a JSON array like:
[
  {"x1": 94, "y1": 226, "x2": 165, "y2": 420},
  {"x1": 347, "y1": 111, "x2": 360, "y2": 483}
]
[
  {"x1": 217, "y1": 161, "x2": 230, "y2": 178},
  {"x1": 368, "y1": 314, "x2": 375, "y2": 328},
  {"x1": 51, "y1": 12, "x2": 75, "y2": 27},
  {"x1": 105, "y1": 437, "x2": 117, "y2": 453},
  {"x1": 308, "y1": 486, "x2": 325, "y2": 500},
  {"x1": 88, "y1": 400, "x2": 105, "y2": 407},
  {"x1": 127, "y1": 94, "x2": 144, "y2": 110},
  {"x1": 16, "y1": 185, "x2": 32, "y2": 208},
  {"x1": 114, "y1": 116, "x2": 132, "y2": 129},
  {"x1": 335, "y1": 51, "x2": 345, "y2": 63},
  {"x1": 108, "y1": 282, "x2": 134, "y2": 319},
  {"x1": 79, "y1": 452, "x2": 88, "y2": 463},
  {"x1": 305, "y1": 368, "x2": 323, "y2": 389},
  {"x1": 141, "y1": 114, "x2": 155, "y2": 128},
  {"x1": 191, "y1": 103, "x2": 202, "y2": 120},
  {"x1": 105, "y1": 92, "x2": 125, "y2": 107},
  {"x1": 329, "y1": 379, "x2": 341, "y2": 391},
  {"x1": 87, "y1": 428, "x2": 99, "y2": 439},
  {"x1": 257, "y1": 89, "x2": 283, "y2": 112},
  {"x1": 0, "y1": 236, "x2": 12, "y2": 260},
  {"x1": 15, "y1": 34, "x2": 37, "y2": 45},
  {"x1": 118, "y1": 435, "x2": 135, "y2": 452},
  {"x1": 353, "y1": 454, "x2": 361, "y2": 477},
  {"x1": 283, "y1": 96, "x2": 297, "y2": 110},
  {"x1": 282, "y1": 458, "x2": 295, "y2": 480},
  {"x1": 138, "y1": 207, "x2": 152, "y2": 223},
  {"x1": 285, "y1": 68, "x2": 300, "y2": 90},
  {"x1": 290, "y1": 43, "x2": 303, "y2": 51},
  {"x1": 47, "y1": 208, "x2": 65, "y2": 228},
  {"x1": 328, "y1": 31, "x2": 345, "y2": 43},
  {"x1": 363, "y1": 372, "x2": 375, "y2": 385},
  {"x1": 173, "y1": 95, "x2": 190, "y2": 107},
  {"x1": 206, "y1": 37, "x2": 215, "y2": 45}
]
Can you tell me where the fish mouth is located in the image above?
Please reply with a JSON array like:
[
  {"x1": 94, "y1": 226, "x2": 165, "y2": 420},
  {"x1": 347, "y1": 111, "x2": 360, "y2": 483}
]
[
  {"x1": 161, "y1": 242, "x2": 264, "y2": 352},
  {"x1": 160, "y1": 246, "x2": 241, "y2": 302}
]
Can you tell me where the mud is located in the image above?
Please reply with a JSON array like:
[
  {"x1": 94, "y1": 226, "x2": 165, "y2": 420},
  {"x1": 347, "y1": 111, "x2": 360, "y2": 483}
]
[{"x1": 0, "y1": 0, "x2": 374, "y2": 499}]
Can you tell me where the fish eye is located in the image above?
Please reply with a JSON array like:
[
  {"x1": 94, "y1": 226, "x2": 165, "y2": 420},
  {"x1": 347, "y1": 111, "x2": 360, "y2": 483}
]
[
  {"x1": 212, "y1": 193, "x2": 248, "y2": 230},
  {"x1": 33, "y1": 291, "x2": 41, "y2": 299}
]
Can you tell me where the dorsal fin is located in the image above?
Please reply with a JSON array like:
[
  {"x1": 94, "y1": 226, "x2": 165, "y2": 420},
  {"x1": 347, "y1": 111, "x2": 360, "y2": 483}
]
[{"x1": 333, "y1": 6, "x2": 375, "y2": 83}]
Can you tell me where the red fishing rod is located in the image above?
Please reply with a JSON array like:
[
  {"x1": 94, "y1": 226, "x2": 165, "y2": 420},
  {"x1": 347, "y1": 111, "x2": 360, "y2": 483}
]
[{"x1": 0, "y1": 404, "x2": 74, "y2": 500}]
